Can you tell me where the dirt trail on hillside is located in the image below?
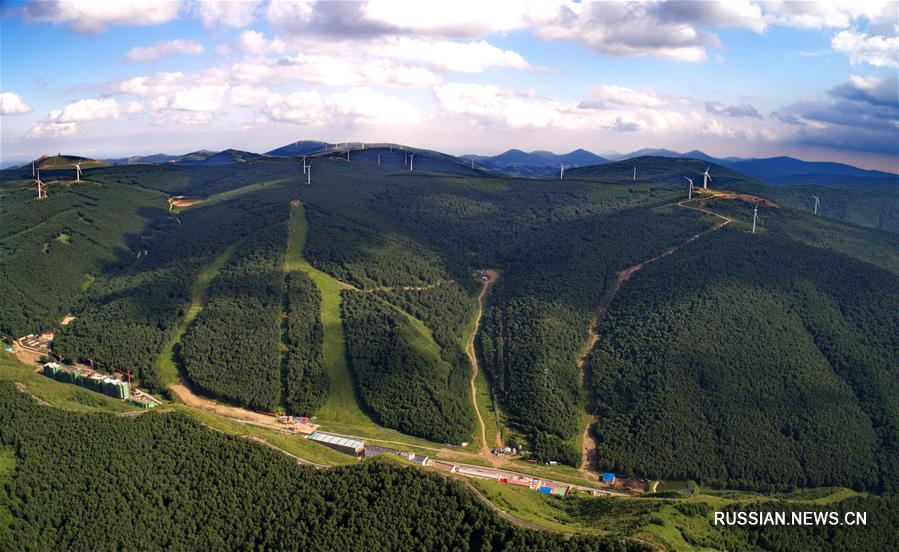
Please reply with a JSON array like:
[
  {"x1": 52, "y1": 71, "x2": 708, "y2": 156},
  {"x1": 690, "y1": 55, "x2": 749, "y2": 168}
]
[
  {"x1": 578, "y1": 200, "x2": 732, "y2": 476},
  {"x1": 466, "y1": 270, "x2": 499, "y2": 460},
  {"x1": 169, "y1": 382, "x2": 286, "y2": 428}
]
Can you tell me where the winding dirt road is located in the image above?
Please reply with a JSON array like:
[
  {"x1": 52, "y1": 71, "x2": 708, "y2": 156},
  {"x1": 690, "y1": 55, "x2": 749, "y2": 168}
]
[
  {"x1": 467, "y1": 270, "x2": 499, "y2": 459},
  {"x1": 578, "y1": 199, "x2": 732, "y2": 475}
]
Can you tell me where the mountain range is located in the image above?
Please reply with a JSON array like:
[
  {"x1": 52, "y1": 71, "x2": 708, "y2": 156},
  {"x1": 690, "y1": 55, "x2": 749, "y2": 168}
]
[{"x1": 8, "y1": 141, "x2": 895, "y2": 192}]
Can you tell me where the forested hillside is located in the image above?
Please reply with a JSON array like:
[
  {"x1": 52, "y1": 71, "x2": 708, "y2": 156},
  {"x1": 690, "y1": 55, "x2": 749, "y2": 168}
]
[
  {"x1": 284, "y1": 271, "x2": 329, "y2": 415},
  {"x1": 181, "y1": 223, "x2": 286, "y2": 411},
  {"x1": 589, "y1": 211, "x2": 899, "y2": 491},
  {"x1": 53, "y1": 180, "x2": 295, "y2": 391},
  {"x1": 0, "y1": 181, "x2": 164, "y2": 337},
  {"x1": 0, "y1": 382, "x2": 644, "y2": 551},
  {"x1": 341, "y1": 291, "x2": 474, "y2": 443}
]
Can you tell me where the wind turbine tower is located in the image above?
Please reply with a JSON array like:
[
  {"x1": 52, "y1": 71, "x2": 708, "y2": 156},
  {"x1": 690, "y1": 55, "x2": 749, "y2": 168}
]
[
  {"x1": 74, "y1": 162, "x2": 82, "y2": 182},
  {"x1": 752, "y1": 202, "x2": 760, "y2": 234},
  {"x1": 633, "y1": 165, "x2": 636, "y2": 181},
  {"x1": 306, "y1": 163, "x2": 311, "y2": 185},
  {"x1": 684, "y1": 176, "x2": 694, "y2": 199},
  {"x1": 35, "y1": 169, "x2": 47, "y2": 199},
  {"x1": 812, "y1": 195, "x2": 820, "y2": 215},
  {"x1": 409, "y1": 153, "x2": 415, "y2": 171},
  {"x1": 560, "y1": 163, "x2": 564, "y2": 180},
  {"x1": 703, "y1": 166, "x2": 712, "y2": 189},
  {"x1": 32, "y1": 162, "x2": 35, "y2": 178},
  {"x1": 377, "y1": 153, "x2": 381, "y2": 165}
]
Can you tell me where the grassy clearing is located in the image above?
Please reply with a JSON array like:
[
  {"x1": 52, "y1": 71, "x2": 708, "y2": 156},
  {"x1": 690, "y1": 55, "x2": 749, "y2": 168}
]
[
  {"x1": 472, "y1": 479, "x2": 598, "y2": 534},
  {"x1": 286, "y1": 205, "x2": 372, "y2": 427},
  {"x1": 286, "y1": 206, "x2": 467, "y2": 450},
  {"x1": 0, "y1": 352, "x2": 133, "y2": 414},
  {"x1": 155, "y1": 243, "x2": 238, "y2": 387},
  {"x1": 0, "y1": 447, "x2": 14, "y2": 481},
  {"x1": 80, "y1": 274, "x2": 95, "y2": 291},
  {"x1": 202, "y1": 179, "x2": 291, "y2": 205}
]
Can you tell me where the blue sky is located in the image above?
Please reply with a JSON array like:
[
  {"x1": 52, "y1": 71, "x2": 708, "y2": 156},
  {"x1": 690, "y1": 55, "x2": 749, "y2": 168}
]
[{"x1": 1, "y1": 1, "x2": 897, "y2": 171}]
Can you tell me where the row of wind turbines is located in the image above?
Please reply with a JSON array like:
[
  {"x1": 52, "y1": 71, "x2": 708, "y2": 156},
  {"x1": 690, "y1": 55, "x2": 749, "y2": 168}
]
[{"x1": 299, "y1": 145, "x2": 423, "y2": 184}]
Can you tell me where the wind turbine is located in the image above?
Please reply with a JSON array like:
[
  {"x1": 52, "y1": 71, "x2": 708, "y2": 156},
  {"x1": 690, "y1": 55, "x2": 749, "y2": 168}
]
[
  {"x1": 35, "y1": 169, "x2": 47, "y2": 199},
  {"x1": 684, "y1": 176, "x2": 694, "y2": 199},
  {"x1": 32, "y1": 162, "x2": 35, "y2": 178},
  {"x1": 560, "y1": 163, "x2": 565, "y2": 180},
  {"x1": 409, "y1": 153, "x2": 415, "y2": 171},
  {"x1": 812, "y1": 195, "x2": 820, "y2": 215},
  {"x1": 346, "y1": 147, "x2": 351, "y2": 162},
  {"x1": 471, "y1": 158, "x2": 474, "y2": 169},
  {"x1": 752, "y1": 202, "x2": 760, "y2": 234},
  {"x1": 74, "y1": 162, "x2": 82, "y2": 182},
  {"x1": 633, "y1": 165, "x2": 636, "y2": 181},
  {"x1": 306, "y1": 162, "x2": 312, "y2": 185},
  {"x1": 377, "y1": 153, "x2": 381, "y2": 165},
  {"x1": 301, "y1": 156, "x2": 307, "y2": 174},
  {"x1": 703, "y1": 166, "x2": 712, "y2": 189}
]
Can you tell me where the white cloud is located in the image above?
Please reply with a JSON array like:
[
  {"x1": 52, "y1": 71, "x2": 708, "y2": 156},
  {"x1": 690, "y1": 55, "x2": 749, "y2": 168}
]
[
  {"x1": 0, "y1": 92, "x2": 32, "y2": 115},
  {"x1": 125, "y1": 39, "x2": 204, "y2": 63},
  {"x1": 264, "y1": 87, "x2": 420, "y2": 127},
  {"x1": 21, "y1": 0, "x2": 182, "y2": 33},
  {"x1": 265, "y1": 90, "x2": 325, "y2": 125},
  {"x1": 26, "y1": 121, "x2": 78, "y2": 138},
  {"x1": 434, "y1": 83, "x2": 592, "y2": 129},
  {"x1": 232, "y1": 55, "x2": 441, "y2": 88},
  {"x1": 832, "y1": 30, "x2": 899, "y2": 68},
  {"x1": 381, "y1": 37, "x2": 530, "y2": 73},
  {"x1": 112, "y1": 68, "x2": 229, "y2": 97},
  {"x1": 761, "y1": 1, "x2": 897, "y2": 29},
  {"x1": 434, "y1": 82, "x2": 717, "y2": 135},
  {"x1": 170, "y1": 85, "x2": 229, "y2": 111},
  {"x1": 326, "y1": 87, "x2": 421, "y2": 126},
  {"x1": 125, "y1": 39, "x2": 203, "y2": 63},
  {"x1": 229, "y1": 85, "x2": 270, "y2": 107},
  {"x1": 55, "y1": 98, "x2": 121, "y2": 122},
  {"x1": 196, "y1": 0, "x2": 262, "y2": 28},
  {"x1": 125, "y1": 101, "x2": 145, "y2": 114},
  {"x1": 580, "y1": 85, "x2": 676, "y2": 109},
  {"x1": 238, "y1": 30, "x2": 287, "y2": 54}
]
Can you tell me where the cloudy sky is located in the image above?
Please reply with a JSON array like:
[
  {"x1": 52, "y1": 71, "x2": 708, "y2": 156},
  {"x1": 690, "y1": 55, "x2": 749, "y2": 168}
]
[{"x1": 1, "y1": 0, "x2": 897, "y2": 170}]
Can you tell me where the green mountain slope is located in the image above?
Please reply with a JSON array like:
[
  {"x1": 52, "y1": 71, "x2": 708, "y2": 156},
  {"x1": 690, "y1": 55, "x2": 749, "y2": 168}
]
[{"x1": 589, "y1": 206, "x2": 899, "y2": 492}]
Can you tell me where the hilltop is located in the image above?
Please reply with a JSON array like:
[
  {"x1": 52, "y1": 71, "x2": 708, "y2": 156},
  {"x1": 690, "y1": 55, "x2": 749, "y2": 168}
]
[{"x1": 22, "y1": 155, "x2": 110, "y2": 172}]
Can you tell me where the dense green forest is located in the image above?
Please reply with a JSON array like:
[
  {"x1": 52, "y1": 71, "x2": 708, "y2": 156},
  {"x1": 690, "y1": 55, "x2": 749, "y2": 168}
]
[
  {"x1": 589, "y1": 211, "x2": 899, "y2": 491},
  {"x1": 181, "y1": 223, "x2": 286, "y2": 411},
  {"x1": 477, "y1": 206, "x2": 710, "y2": 464},
  {"x1": 81, "y1": 158, "x2": 299, "y2": 197},
  {"x1": 283, "y1": 271, "x2": 329, "y2": 415},
  {"x1": 341, "y1": 290, "x2": 474, "y2": 443},
  {"x1": 0, "y1": 381, "x2": 645, "y2": 551},
  {"x1": 0, "y1": 181, "x2": 164, "y2": 337},
  {"x1": 53, "y1": 182, "x2": 295, "y2": 391},
  {"x1": 299, "y1": 160, "x2": 714, "y2": 460}
]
